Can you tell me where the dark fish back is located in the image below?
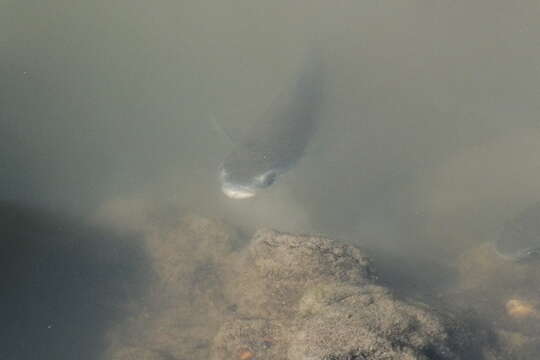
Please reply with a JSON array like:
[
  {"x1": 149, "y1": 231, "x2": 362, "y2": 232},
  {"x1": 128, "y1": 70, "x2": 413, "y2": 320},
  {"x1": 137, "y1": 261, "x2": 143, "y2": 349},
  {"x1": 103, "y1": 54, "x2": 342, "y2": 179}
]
[{"x1": 241, "y1": 55, "x2": 324, "y2": 168}]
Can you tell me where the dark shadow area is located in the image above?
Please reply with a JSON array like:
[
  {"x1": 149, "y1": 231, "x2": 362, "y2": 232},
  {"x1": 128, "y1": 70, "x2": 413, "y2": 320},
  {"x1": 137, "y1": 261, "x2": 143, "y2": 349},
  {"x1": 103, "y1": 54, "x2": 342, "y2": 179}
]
[
  {"x1": 0, "y1": 201, "x2": 151, "y2": 360},
  {"x1": 368, "y1": 247, "x2": 457, "y2": 301}
]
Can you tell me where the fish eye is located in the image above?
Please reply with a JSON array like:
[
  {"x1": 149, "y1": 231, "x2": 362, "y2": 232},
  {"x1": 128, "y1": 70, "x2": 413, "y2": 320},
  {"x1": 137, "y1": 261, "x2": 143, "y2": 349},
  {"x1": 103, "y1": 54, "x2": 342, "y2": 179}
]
[{"x1": 255, "y1": 171, "x2": 276, "y2": 187}]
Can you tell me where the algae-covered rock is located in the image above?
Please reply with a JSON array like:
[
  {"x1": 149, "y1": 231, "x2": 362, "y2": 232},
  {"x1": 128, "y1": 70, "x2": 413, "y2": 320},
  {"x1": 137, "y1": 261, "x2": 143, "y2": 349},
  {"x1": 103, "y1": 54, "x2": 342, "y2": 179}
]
[
  {"x1": 214, "y1": 228, "x2": 475, "y2": 360},
  {"x1": 290, "y1": 285, "x2": 466, "y2": 360},
  {"x1": 104, "y1": 213, "x2": 482, "y2": 360},
  {"x1": 212, "y1": 318, "x2": 285, "y2": 360},
  {"x1": 449, "y1": 242, "x2": 540, "y2": 359},
  {"x1": 223, "y1": 229, "x2": 374, "y2": 320},
  {"x1": 106, "y1": 213, "x2": 238, "y2": 360}
]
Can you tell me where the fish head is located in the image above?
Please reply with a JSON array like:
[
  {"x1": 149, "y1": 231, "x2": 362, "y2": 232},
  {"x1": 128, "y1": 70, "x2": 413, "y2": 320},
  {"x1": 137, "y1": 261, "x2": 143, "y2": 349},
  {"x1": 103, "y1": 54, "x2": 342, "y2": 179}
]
[
  {"x1": 518, "y1": 247, "x2": 540, "y2": 262},
  {"x1": 219, "y1": 148, "x2": 280, "y2": 199},
  {"x1": 494, "y1": 245, "x2": 540, "y2": 263},
  {"x1": 508, "y1": 247, "x2": 540, "y2": 263},
  {"x1": 494, "y1": 232, "x2": 540, "y2": 262},
  {"x1": 494, "y1": 203, "x2": 540, "y2": 263}
]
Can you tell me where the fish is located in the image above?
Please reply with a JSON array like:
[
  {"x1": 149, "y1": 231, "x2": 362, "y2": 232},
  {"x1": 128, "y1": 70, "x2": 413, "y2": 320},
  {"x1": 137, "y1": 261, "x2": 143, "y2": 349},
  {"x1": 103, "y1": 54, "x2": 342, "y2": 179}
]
[
  {"x1": 218, "y1": 54, "x2": 324, "y2": 199},
  {"x1": 494, "y1": 201, "x2": 540, "y2": 262}
]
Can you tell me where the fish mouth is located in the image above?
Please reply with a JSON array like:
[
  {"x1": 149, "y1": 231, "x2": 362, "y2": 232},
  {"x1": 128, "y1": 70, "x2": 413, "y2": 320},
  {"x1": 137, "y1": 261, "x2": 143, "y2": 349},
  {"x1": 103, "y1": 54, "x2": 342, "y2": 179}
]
[
  {"x1": 514, "y1": 248, "x2": 540, "y2": 263},
  {"x1": 221, "y1": 183, "x2": 256, "y2": 199}
]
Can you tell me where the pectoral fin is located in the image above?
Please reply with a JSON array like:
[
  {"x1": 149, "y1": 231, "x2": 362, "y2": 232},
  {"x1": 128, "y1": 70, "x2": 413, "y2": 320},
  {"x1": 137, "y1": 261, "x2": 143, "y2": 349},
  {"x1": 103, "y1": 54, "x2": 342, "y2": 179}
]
[{"x1": 210, "y1": 113, "x2": 235, "y2": 146}]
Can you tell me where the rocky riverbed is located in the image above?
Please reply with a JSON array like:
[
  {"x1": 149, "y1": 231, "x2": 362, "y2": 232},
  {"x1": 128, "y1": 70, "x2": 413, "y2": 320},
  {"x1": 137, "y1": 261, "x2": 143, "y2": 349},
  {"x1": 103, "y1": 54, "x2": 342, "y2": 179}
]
[{"x1": 104, "y1": 213, "x2": 497, "y2": 360}]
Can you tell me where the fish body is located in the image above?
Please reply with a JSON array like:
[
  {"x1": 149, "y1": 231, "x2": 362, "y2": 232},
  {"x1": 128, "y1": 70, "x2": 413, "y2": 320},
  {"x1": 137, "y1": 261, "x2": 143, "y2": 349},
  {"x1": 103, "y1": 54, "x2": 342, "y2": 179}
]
[
  {"x1": 219, "y1": 55, "x2": 323, "y2": 199},
  {"x1": 494, "y1": 202, "x2": 540, "y2": 262}
]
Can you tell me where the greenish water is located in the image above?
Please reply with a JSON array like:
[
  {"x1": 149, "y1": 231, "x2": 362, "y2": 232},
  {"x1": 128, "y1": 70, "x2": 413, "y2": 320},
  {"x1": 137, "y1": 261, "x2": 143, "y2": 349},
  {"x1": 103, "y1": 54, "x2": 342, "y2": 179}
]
[{"x1": 2, "y1": 1, "x2": 540, "y2": 358}]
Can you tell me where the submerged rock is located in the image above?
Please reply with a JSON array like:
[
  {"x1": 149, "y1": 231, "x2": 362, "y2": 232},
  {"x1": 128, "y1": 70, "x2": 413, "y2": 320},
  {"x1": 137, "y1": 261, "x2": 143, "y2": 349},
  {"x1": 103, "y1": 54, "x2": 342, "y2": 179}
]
[
  {"x1": 104, "y1": 214, "x2": 481, "y2": 360},
  {"x1": 450, "y1": 242, "x2": 540, "y2": 359},
  {"x1": 222, "y1": 229, "x2": 374, "y2": 320},
  {"x1": 214, "y1": 229, "x2": 474, "y2": 360},
  {"x1": 106, "y1": 214, "x2": 239, "y2": 360}
]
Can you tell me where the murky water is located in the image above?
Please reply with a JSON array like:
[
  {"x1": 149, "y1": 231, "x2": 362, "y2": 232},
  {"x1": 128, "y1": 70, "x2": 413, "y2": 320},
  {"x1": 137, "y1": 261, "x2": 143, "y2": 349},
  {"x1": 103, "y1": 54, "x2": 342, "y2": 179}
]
[{"x1": 2, "y1": 1, "x2": 540, "y2": 358}]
